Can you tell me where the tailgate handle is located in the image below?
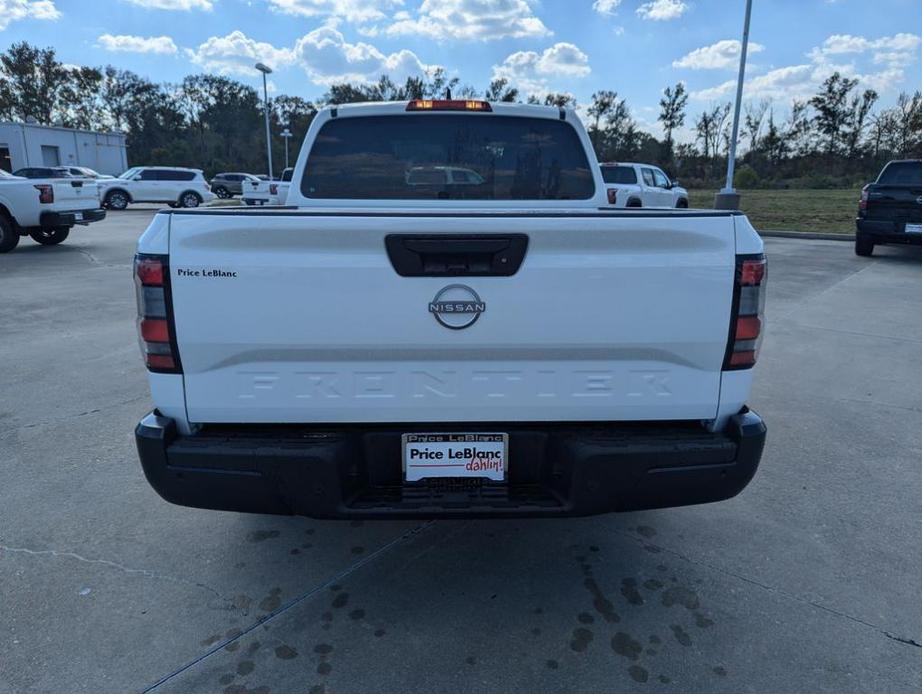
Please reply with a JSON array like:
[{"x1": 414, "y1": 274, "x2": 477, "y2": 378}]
[{"x1": 385, "y1": 234, "x2": 528, "y2": 277}]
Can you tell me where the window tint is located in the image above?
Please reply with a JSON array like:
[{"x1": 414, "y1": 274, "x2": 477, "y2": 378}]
[
  {"x1": 160, "y1": 169, "x2": 196, "y2": 181},
  {"x1": 641, "y1": 169, "x2": 656, "y2": 186},
  {"x1": 281, "y1": 168, "x2": 293, "y2": 182},
  {"x1": 878, "y1": 162, "x2": 922, "y2": 186},
  {"x1": 302, "y1": 114, "x2": 595, "y2": 200},
  {"x1": 139, "y1": 169, "x2": 159, "y2": 181},
  {"x1": 653, "y1": 169, "x2": 670, "y2": 188},
  {"x1": 600, "y1": 165, "x2": 637, "y2": 184}
]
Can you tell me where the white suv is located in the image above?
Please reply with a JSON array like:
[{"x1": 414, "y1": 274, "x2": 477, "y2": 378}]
[
  {"x1": 99, "y1": 167, "x2": 215, "y2": 210},
  {"x1": 600, "y1": 162, "x2": 689, "y2": 208}
]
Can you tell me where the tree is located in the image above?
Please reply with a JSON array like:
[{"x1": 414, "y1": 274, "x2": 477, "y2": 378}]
[
  {"x1": 694, "y1": 103, "x2": 729, "y2": 158},
  {"x1": 485, "y1": 78, "x2": 518, "y2": 103},
  {"x1": 59, "y1": 66, "x2": 103, "y2": 130},
  {"x1": 587, "y1": 90, "x2": 618, "y2": 152},
  {"x1": 843, "y1": 89, "x2": 878, "y2": 157},
  {"x1": 0, "y1": 42, "x2": 71, "y2": 124},
  {"x1": 658, "y1": 82, "x2": 688, "y2": 155},
  {"x1": 760, "y1": 109, "x2": 786, "y2": 165},
  {"x1": 809, "y1": 72, "x2": 859, "y2": 155},
  {"x1": 543, "y1": 93, "x2": 574, "y2": 108},
  {"x1": 743, "y1": 99, "x2": 770, "y2": 153}
]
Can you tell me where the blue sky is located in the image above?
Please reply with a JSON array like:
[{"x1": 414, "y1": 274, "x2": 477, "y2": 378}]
[{"x1": 2, "y1": 0, "x2": 921, "y2": 138}]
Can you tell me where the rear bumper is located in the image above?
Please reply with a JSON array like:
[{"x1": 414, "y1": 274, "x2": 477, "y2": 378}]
[
  {"x1": 40, "y1": 208, "x2": 106, "y2": 227},
  {"x1": 135, "y1": 410, "x2": 766, "y2": 519},
  {"x1": 857, "y1": 218, "x2": 922, "y2": 244}
]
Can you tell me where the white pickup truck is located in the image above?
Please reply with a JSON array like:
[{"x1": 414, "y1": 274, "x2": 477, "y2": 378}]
[
  {"x1": 241, "y1": 168, "x2": 293, "y2": 206},
  {"x1": 0, "y1": 169, "x2": 106, "y2": 252},
  {"x1": 134, "y1": 100, "x2": 766, "y2": 519},
  {"x1": 600, "y1": 162, "x2": 689, "y2": 208}
]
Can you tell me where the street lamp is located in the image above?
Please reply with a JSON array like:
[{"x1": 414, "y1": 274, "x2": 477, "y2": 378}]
[
  {"x1": 280, "y1": 127, "x2": 293, "y2": 169},
  {"x1": 255, "y1": 62, "x2": 274, "y2": 180},
  {"x1": 715, "y1": 0, "x2": 753, "y2": 211}
]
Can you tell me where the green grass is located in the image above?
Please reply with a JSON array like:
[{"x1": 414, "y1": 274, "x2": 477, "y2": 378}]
[{"x1": 688, "y1": 188, "x2": 861, "y2": 234}]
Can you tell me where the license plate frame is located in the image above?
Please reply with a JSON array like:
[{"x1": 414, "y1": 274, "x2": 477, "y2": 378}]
[
  {"x1": 905, "y1": 223, "x2": 922, "y2": 234},
  {"x1": 402, "y1": 433, "x2": 508, "y2": 483}
]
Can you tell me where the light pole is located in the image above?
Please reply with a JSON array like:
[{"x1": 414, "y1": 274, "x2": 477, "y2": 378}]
[
  {"x1": 255, "y1": 62, "x2": 274, "y2": 180},
  {"x1": 280, "y1": 127, "x2": 292, "y2": 169},
  {"x1": 715, "y1": 0, "x2": 753, "y2": 210}
]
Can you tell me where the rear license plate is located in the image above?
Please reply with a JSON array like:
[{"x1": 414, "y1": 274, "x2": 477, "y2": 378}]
[
  {"x1": 403, "y1": 433, "x2": 508, "y2": 482},
  {"x1": 73, "y1": 212, "x2": 83, "y2": 221},
  {"x1": 906, "y1": 224, "x2": 922, "y2": 234}
]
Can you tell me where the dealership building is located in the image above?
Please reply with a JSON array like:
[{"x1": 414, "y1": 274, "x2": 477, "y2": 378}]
[{"x1": 0, "y1": 121, "x2": 128, "y2": 175}]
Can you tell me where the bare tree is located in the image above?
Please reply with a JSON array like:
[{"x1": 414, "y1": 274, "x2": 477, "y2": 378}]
[
  {"x1": 658, "y1": 82, "x2": 688, "y2": 154},
  {"x1": 743, "y1": 99, "x2": 770, "y2": 153}
]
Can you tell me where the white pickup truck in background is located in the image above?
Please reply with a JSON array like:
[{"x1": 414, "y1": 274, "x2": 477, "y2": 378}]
[
  {"x1": 0, "y1": 169, "x2": 106, "y2": 252},
  {"x1": 241, "y1": 167, "x2": 293, "y2": 206},
  {"x1": 134, "y1": 100, "x2": 766, "y2": 519},
  {"x1": 600, "y1": 162, "x2": 689, "y2": 208}
]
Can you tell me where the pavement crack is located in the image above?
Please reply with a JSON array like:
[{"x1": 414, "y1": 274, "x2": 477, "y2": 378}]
[
  {"x1": 142, "y1": 520, "x2": 437, "y2": 693},
  {"x1": 884, "y1": 632, "x2": 922, "y2": 649},
  {"x1": 618, "y1": 530, "x2": 922, "y2": 652},
  {"x1": 0, "y1": 544, "x2": 226, "y2": 601}
]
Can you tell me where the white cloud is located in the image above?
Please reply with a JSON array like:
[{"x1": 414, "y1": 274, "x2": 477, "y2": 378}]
[
  {"x1": 266, "y1": 0, "x2": 402, "y2": 23},
  {"x1": 673, "y1": 39, "x2": 765, "y2": 70},
  {"x1": 0, "y1": 0, "x2": 61, "y2": 31},
  {"x1": 97, "y1": 34, "x2": 179, "y2": 55},
  {"x1": 592, "y1": 0, "x2": 622, "y2": 15},
  {"x1": 383, "y1": 0, "x2": 551, "y2": 41},
  {"x1": 636, "y1": 0, "x2": 687, "y2": 21},
  {"x1": 491, "y1": 42, "x2": 590, "y2": 96},
  {"x1": 187, "y1": 31, "x2": 294, "y2": 76},
  {"x1": 294, "y1": 25, "x2": 434, "y2": 85},
  {"x1": 810, "y1": 32, "x2": 922, "y2": 67},
  {"x1": 691, "y1": 32, "x2": 922, "y2": 102}
]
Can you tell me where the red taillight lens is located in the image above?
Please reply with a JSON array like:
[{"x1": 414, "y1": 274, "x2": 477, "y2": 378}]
[
  {"x1": 136, "y1": 257, "x2": 164, "y2": 286},
  {"x1": 140, "y1": 318, "x2": 170, "y2": 343},
  {"x1": 270, "y1": 184, "x2": 278, "y2": 195},
  {"x1": 607, "y1": 189, "x2": 618, "y2": 205},
  {"x1": 858, "y1": 185, "x2": 869, "y2": 213},
  {"x1": 35, "y1": 184, "x2": 54, "y2": 204},
  {"x1": 134, "y1": 254, "x2": 181, "y2": 374},
  {"x1": 724, "y1": 255, "x2": 766, "y2": 370}
]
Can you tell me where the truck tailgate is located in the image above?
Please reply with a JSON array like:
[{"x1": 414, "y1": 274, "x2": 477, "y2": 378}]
[
  {"x1": 51, "y1": 179, "x2": 100, "y2": 211},
  {"x1": 167, "y1": 210, "x2": 736, "y2": 424}
]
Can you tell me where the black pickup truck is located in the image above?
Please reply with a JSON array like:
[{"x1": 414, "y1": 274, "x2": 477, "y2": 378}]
[{"x1": 856, "y1": 159, "x2": 922, "y2": 256}]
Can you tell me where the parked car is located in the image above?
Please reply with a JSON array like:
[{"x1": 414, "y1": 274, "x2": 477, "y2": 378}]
[
  {"x1": 241, "y1": 167, "x2": 293, "y2": 206},
  {"x1": 63, "y1": 166, "x2": 113, "y2": 179},
  {"x1": 600, "y1": 162, "x2": 689, "y2": 208},
  {"x1": 97, "y1": 166, "x2": 215, "y2": 210},
  {"x1": 133, "y1": 99, "x2": 766, "y2": 520},
  {"x1": 0, "y1": 168, "x2": 106, "y2": 252},
  {"x1": 210, "y1": 172, "x2": 261, "y2": 199},
  {"x1": 12, "y1": 167, "x2": 74, "y2": 179},
  {"x1": 856, "y1": 159, "x2": 922, "y2": 256}
]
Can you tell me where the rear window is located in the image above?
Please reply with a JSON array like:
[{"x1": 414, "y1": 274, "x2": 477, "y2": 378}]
[
  {"x1": 302, "y1": 114, "x2": 595, "y2": 200},
  {"x1": 878, "y1": 162, "x2": 922, "y2": 186},
  {"x1": 600, "y1": 165, "x2": 637, "y2": 185}
]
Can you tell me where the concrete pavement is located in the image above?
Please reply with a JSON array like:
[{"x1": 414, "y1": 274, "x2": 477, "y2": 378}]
[{"x1": 1, "y1": 213, "x2": 920, "y2": 693}]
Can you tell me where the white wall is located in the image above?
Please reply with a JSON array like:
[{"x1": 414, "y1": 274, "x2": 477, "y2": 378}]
[{"x1": 0, "y1": 123, "x2": 128, "y2": 175}]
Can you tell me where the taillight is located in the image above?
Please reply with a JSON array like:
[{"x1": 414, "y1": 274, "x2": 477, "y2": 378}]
[
  {"x1": 406, "y1": 100, "x2": 492, "y2": 112},
  {"x1": 724, "y1": 254, "x2": 766, "y2": 370},
  {"x1": 607, "y1": 188, "x2": 618, "y2": 205},
  {"x1": 858, "y1": 185, "x2": 869, "y2": 215},
  {"x1": 35, "y1": 184, "x2": 54, "y2": 204},
  {"x1": 269, "y1": 183, "x2": 278, "y2": 195},
  {"x1": 134, "y1": 254, "x2": 181, "y2": 373}
]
